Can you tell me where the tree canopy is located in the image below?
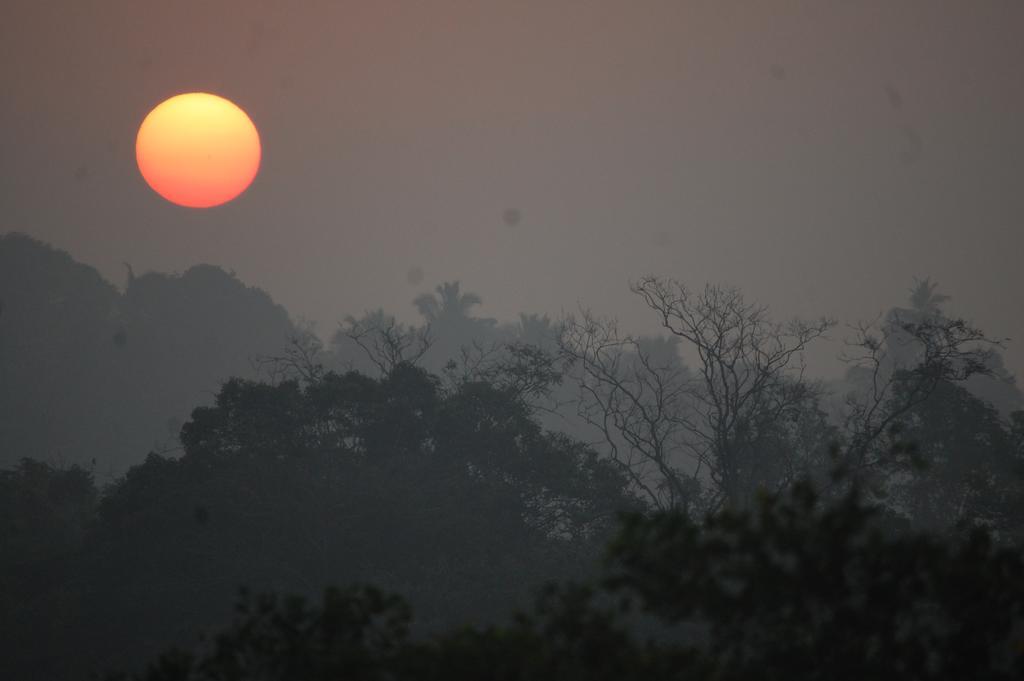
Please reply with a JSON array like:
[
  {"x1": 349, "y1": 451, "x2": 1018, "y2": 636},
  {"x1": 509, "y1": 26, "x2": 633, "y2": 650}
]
[
  {"x1": 110, "y1": 469, "x2": 1024, "y2": 681},
  {"x1": 0, "y1": 361, "x2": 636, "y2": 681}
]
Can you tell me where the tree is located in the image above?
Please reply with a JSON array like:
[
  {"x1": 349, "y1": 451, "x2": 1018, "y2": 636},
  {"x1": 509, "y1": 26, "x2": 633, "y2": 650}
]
[
  {"x1": 885, "y1": 378, "x2": 1014, "y2": 534},
  {"x1": 607, "y1": 471, "x2": 1024, "y2": 680},
  {"x1": 908, "y1": 277, "x2": 951, "y2": 315},
  {"x1": 560, "y1": 310, "x2": 698, "y2": 511},
  {"x1": 839, "y1": 281, "x2": 1002, "y2": 484},
  {"x1": 412, "y1": 282, "x2": 498, "y2": 370},
  {"x1": 561, "y1": 279, "x2": 834, "y2": 512},
  {"x1": 113, "y1": 464, "x2": 1024, "y2": 681},
  {"x1": 516, "y1": 313, "x2": 559, "y2": 352},
  {"x1": 334, "y1": 310, "x2": 432, "y2": 376},
  {"x1": 252, "y1": 325, "x2": 327, "y2": 385},
  {"x1": 1, "y1": 359, "x2": 638, "y2": 681},
  {"x1": 413, "y1": 281, "x2": 484, "y2": 326}
]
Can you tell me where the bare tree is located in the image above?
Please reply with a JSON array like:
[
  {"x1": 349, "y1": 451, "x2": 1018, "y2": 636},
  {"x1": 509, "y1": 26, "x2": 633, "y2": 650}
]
[
  {"x1": 339, "y1": 310, "x2": 432, "y2": 376},
  {"x1": 252, "y1": 325, "x2": 325, "y2": 384},
  {"x1": 560, "y1": 310, "x2": 696, "y2": 511},
  {"x1": 561, "y1": 278, "x2": 834, "y2": 512}
]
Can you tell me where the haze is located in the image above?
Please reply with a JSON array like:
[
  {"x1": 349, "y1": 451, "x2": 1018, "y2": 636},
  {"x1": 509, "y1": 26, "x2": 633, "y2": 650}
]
[
  {"x1": 3, "y1": 1, "x2": 1022, "y2": 376},
  {"x1": 6, "y1": 4, "x2": 1024, "y2": 679}
]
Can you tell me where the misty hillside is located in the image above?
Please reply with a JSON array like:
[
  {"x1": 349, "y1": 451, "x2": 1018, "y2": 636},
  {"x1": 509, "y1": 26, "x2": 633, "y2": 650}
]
[{"x1": 0, "y1": 233, "x2": 295, "y2": 473}]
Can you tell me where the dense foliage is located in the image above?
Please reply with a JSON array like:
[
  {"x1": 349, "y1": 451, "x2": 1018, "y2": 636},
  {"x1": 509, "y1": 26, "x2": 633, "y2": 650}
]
[
  {"x1": 111, "y1": 475, "x2": 1024, "y2": 681},
  {"x1": 0, "y1": 363, "x2": 635, "y2": 680}
]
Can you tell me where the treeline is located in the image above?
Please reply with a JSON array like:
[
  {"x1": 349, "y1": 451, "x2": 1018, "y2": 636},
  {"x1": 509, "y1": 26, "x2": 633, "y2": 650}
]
[
  {"x1": 3, "y1": 234, "x2": 1024, "y2": 678},
  {"x1": 0, "y1": 360, "x2": 635, "y2": 679},
  {"x1": 328, "y1": 274, "x2": 1024, "y2": 540},
  {"x1": 0, "y1": 236, "x2": 573, "y2": 474},
  {"x1": 6, "y1": 351, "x2": 1022, "y2": 680}
]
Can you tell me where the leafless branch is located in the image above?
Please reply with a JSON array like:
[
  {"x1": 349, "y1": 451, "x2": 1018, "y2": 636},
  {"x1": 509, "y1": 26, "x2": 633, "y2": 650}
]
[
  {"x1": 340, "y1": 312, "x2": 432, "y2": 376},
  {"x1": 252, "y1": 326, "x2": 325, "y2": 385}
]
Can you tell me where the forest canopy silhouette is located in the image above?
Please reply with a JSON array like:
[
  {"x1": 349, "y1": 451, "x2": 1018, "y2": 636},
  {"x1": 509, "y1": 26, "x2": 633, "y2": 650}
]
[{"x1": 2, "y1": 234, "x2": 1023, "y2": 680}]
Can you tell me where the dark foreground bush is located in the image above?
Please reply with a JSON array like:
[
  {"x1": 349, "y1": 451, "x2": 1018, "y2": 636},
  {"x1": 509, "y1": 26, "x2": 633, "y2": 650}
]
[{"x1": 110, "y1": 478, "x2": 1024, "y2": 681}]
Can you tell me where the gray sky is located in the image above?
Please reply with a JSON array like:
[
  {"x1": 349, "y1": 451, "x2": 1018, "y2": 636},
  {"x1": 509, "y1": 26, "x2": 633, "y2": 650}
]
[{"x1": 3, "y1": 1, "x2": 1023, "y2": 377}]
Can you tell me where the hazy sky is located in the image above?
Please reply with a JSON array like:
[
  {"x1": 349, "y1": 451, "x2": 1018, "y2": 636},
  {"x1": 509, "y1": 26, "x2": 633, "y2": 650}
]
[{"x1": 3, "y1": 1, "x2": 1023, "y2": 376}]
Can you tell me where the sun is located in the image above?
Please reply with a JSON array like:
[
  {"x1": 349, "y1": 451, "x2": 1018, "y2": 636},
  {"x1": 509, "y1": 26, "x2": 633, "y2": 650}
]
[{"x1": 136, "y1": 92, "x2": 261, "y2": 208}]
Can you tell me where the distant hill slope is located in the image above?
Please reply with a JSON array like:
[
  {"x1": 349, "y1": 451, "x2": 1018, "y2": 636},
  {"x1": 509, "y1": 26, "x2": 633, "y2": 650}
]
[{"x1": 0, "y1": 233, "x2": 295, "y2": 473}]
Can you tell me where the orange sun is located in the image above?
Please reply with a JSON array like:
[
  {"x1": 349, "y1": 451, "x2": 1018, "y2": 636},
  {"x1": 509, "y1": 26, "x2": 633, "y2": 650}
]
[{"x1": 136, "y1": 92, "x2": 261, "y2": 208}]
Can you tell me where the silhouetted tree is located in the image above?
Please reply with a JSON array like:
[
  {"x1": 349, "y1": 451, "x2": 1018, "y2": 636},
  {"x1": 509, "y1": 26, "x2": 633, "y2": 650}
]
[
  {"x1": 413, "y1": 282, "x2": 483, "y2": 326},
  {"x1": 412, "y1": 282, "x2": 498, "y2": 369},
  {"x1": 561, "y1": 279, "x2": 834, "y2": 511},
  {"x1": 1, "y1": 360, "x2": 637, "y2": 681},
  {"x1": 335, "y1": 309, "x2": 433, "y2": 376},
  {"x1": 839, "y1": 281, "x2": 1002, "y2": 484}
]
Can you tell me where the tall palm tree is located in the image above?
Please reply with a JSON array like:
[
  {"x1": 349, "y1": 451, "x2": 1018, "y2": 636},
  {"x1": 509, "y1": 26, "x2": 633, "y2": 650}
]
[
  {"x1": 413, "y1": 282, "x2": 482, "y2": 325},
  {"x1": 517, "y1": 313, "x2": 556, "y2": 349},
  {"x1": 412, "y1": 282, "x2": 497, "y2": 368},
  {"x1": 908, "y1": 277, "x2": 950, "y2": 315}
]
